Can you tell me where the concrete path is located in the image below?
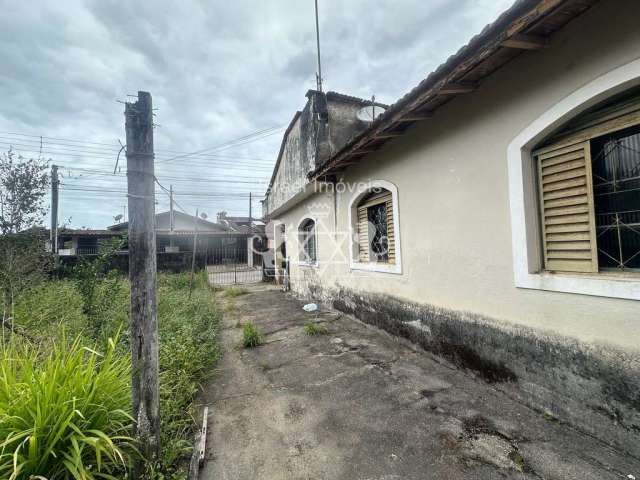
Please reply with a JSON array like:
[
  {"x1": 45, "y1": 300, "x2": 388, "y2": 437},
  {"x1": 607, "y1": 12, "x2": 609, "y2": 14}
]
[{"x1": 199, "y1": 285, "x2": 640, "y2": 479}]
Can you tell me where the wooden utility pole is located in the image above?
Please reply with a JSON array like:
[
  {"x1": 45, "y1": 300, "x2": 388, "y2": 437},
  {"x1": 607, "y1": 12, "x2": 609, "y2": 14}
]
[
  {"x1": 125, "y1": 91, "x2": 160, "y2": 465},
  {"x1": 50, "y1": 164, "x2": 59, "y2": 254}
]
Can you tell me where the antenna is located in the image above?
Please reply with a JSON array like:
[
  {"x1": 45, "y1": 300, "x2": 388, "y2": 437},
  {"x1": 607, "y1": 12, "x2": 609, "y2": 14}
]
[{"x1": 314, "y1": 0, "x2": 323, "y2": 92}]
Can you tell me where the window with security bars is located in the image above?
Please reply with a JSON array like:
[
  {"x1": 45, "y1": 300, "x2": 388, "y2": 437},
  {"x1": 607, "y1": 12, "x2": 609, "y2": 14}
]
[
  {"x1": 299, "y1": 219, "x2": 317, "y2": 264},
  {"x1": 357, "y1": 189, "x2": 395, "y2": 264},
  {"x1": 368, "y1": 202, "x2": 389, "y2": 262},
  {"x1": 534, "y1": 90, "x2": 640, "y2": 274},
  {"x1": 592, "y1": 126, "x2": 640, "y2": 271}
]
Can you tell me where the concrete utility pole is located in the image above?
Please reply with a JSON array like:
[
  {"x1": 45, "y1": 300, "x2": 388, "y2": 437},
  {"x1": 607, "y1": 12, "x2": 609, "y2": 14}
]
[
  {"x1": 125, "y1": 91, "x2": 160, "y2": 466},
  {"x1": 169, "y1": 184, "x2": 175, "y2": 249},
  {"x1": 189, "y1": 209, "x2": 199, "y2": 298},
  {"x1": 50, "y1": 164, "x2": 59, "y2": 253}
]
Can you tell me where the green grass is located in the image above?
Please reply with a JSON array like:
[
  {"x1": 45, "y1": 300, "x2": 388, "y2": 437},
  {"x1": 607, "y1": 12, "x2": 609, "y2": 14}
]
[
  {"x1": 2, "y1": 269, "x2": 221, "y2": 479},
  {"x1": 242, "y1": 323, "x2": 263, "y2": 348},
  {"x1": 223, "y1": 286, "x2": 248, "y2": 298},
  {"x1": 304, "y1": 322, "x2": 329, "y2": 336},
  {"x1": 0, "y1": 334, "x2": 137, "y2": 479}
]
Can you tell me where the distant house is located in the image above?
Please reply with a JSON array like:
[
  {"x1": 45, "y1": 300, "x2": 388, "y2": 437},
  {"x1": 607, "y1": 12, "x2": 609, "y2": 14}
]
[
  {"x1": 263, "y1": 0, "x2": 640, "y2": 458},
  {"x1": 53, "y1": 229, "x2": 122, "y2": 256},
  {"x1": 109, "y1": 210, "x2": 265, "y2": 266},
  {"x1": 216, "y1": 211, "x2": 265, "y2": 234}
]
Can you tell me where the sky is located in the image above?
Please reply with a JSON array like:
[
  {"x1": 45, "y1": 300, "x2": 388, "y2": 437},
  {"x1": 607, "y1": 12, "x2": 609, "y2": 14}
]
[{"x1": 0, "y1": 0, "x2": 514, "y2": 229}]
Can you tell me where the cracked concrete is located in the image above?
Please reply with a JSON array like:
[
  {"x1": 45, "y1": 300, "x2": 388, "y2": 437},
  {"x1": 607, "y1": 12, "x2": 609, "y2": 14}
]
[{"x1": 198, "y1": 285, "x2": 640, "y2": 480}]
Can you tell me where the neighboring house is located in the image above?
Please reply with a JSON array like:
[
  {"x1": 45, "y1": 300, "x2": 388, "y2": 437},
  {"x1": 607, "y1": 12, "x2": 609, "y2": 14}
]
[
  {"x1": 263, "y1": 0, "x2": 640, "y2": 457},
  {"x1": 109, "y1": 210, "x2": 264, "y2": 265},
  {"x1": 53, "y1": 229, "x2": 122, "y2": 256},
  {"x1": 216, "y1": 211, "x2": 266, "y2": 234}
]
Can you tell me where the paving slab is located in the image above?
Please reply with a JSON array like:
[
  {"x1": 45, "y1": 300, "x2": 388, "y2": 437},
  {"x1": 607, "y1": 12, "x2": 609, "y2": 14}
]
[{"x1": 199, "y1": 285, "x2": 640, "y2": 480}]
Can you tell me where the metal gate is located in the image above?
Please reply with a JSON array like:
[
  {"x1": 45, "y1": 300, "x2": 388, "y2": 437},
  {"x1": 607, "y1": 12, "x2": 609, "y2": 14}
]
[{"x1": 207, "y1": 245, "x2": 263, "y2": 286}]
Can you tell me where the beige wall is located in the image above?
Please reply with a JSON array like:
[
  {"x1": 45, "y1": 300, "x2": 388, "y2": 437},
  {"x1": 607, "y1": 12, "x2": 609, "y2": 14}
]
[{"x1": 274, "y1": 0, "x2": 640, "y2": 351}]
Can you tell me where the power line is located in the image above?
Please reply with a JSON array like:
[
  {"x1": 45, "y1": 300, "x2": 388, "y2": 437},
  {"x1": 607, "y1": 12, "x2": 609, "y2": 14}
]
[
  {"x1": 155, "y1": 125, "x2": 285, "y2": 164},
  {"x1": 1, "y1": 142, "x2": 276, "y2": 169},
  {"x1": 0, "y1": 128, "x2": 284, "y2": 160}
]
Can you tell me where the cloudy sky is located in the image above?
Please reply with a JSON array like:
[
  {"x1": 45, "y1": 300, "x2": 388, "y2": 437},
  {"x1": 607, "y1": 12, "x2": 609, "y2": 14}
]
[{"x1": 0, "y1": 0, "x2": 513, "y2": 228}]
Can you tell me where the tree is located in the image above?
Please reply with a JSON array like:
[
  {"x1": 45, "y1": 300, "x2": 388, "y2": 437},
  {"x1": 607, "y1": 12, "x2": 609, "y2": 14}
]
[
  {"x1": 0, "y1": 149, "x2": 50, "y2": 328},
  {"x1": 0, "y1": 149, "x2": 49, "y2": 235}
]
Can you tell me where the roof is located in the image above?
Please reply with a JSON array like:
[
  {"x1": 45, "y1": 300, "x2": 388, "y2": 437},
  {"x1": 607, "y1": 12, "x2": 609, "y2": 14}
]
[
  {"x1": 310, "y1": 0, "x2": 600, "y2": 180},
  {"x1": 59, "y1": 229, "x2": 122, "y2": 237},
  {"x1": 108, "y1": 210, "x2": 228, "y2": 232},
  {"x1": 324, "y1": 91, "x2": 389, "y2": 108}
]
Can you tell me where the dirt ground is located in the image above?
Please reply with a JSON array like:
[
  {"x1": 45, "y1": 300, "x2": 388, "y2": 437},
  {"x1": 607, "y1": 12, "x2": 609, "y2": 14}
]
[{"x1": 198, "y1": 284, "x2": 639, "y2": 480}]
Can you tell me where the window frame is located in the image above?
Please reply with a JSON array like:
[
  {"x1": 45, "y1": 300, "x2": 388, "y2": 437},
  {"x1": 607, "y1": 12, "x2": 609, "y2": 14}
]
[
  {"x1": 297, "y1": 216, "x2": 319, "y2": 267},
  {"x1": 348, "y1": 180, "x2": 402, "y2": 274},
  {"x1": 507, "y1": 59, "x2": 640, "y2": 300}
]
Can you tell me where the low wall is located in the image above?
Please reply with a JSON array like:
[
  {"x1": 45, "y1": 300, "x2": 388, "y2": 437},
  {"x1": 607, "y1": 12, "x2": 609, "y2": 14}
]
[{"x1": 294, "y1": 281, "x2": 640, "y2": 458}]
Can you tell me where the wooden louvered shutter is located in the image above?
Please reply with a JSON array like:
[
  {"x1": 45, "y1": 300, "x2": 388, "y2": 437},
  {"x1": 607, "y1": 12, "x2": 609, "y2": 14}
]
[
  {"x1": 357, "y1": 204, "x2": 369, "y2": 262},
  {"x1": 536, "y1": 140, "x2": 598, "y2": 273},
  {"x1": 357, "y1": 191, "x2": 396, "y2": 264},
  {"x1": 384, "y1": 193, "x2": 395, "y2": 264}
]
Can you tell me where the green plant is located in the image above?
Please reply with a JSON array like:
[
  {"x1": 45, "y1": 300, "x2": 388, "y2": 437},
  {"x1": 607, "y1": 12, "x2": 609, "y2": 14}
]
[
  {"x1": 223, "y1": 286, "x2": 248, "y2": 298},
  {"x1": 0, "y1": 334, "x2": 137, "y2": 479},
  {"x1": 242, "y1": 323, "x2": 263, "y2": 348},
  {"x1": 10, "y1": 279, "x2": 86, "y2": 343},
  {"x1": 304, "y1": 322, "x2": 329, "y2": 336},
  {"x1": 71, "y1": 239, "x2": 125, "y2": 333},
  {"x1": 155, "y1": 273, "x2": 220, "y2": 477}
]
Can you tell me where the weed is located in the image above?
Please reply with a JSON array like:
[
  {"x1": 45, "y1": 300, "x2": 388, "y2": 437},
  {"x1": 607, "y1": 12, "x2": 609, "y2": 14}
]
[
  {"x1": 304, "y1": 322, "x2": 329, "y2": 336},
  {"x1": 224, "y1": 286, "x2": 248, "y2": 298},
  {"x1": 0, "y1": 333, "x2": 137, "y2": 479},
  {"x1": 242, "y1": 323, "x2": 263, "y2": 348}
]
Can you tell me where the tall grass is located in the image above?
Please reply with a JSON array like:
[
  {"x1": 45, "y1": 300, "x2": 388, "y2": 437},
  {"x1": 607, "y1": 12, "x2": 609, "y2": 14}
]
[
  {"x1": 2, "y1": 270, "x2": 220, "y2": 479},
  {"x1": 156, "y1": 272, "x2": 221, "y2": 474},
  {"x1": 0, "y1": 335, "x2": 137, "y2": 479}
]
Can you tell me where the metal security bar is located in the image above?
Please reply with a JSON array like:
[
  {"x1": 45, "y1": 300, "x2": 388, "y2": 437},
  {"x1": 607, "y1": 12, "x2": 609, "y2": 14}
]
[{"x1": 592, "y1": 127, "x2": 640, "y2": 271}]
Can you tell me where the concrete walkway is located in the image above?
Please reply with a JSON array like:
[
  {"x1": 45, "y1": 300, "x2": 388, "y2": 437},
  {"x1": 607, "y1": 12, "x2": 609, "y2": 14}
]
[{"x1": 199, "y1": 285, "x2": 639, "y2": 480}]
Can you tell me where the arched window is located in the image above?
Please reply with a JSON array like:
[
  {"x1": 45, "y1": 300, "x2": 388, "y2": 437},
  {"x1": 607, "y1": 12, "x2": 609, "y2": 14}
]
[
  {"x1": 533, "y1": 87, "x2": 640, "y2": 275},
  {"x1": 299, "y1": 218, "x2": 317, "y2": 264},
  {"x1": 348, "y1": 180, "x2": 401, "y2": 274}
]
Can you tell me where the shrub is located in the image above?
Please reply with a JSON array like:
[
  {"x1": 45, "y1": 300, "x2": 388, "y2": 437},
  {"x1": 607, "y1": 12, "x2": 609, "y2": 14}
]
[
  {"x1": 304, "y1": 322, "x2": 329, "y2": 336},
  {"x1": 242, "y1": 323, "x2": 263, "y2": 348},
  {"x1": 0, "y1": 334, "x2": 137, "y2": 479},
  {"x1": 223, "y1": 286, "x2": 248, "y2": 298},
  {"x1": 9, "y1": 280, "x2": 86, "y2": 343}
]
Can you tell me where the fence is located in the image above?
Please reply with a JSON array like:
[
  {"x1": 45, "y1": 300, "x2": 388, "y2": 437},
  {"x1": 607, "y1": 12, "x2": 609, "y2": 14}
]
[{"x1": 207, "y1": 245, "x2": 264, "y2": 286}]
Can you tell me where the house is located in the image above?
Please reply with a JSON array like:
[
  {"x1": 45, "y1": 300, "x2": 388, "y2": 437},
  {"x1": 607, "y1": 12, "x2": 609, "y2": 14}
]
[
  {"x1": 263, "y1": 0, "x2": 640, "y2": 457},
  {"x1": 50, "y1": 228, "x2": 122, "y2": 256},
  {"x1": 216, "y1": 211, "x2": 266, "y2": 234},
  {"x1": 109, "y1": 210, "x2": 265, "y2": 266}
]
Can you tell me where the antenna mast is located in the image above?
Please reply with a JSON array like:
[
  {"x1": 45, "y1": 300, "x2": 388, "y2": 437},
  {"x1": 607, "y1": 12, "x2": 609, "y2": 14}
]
[{"x1": 314, "y1": 0, "x2": 323, "y2": 92}]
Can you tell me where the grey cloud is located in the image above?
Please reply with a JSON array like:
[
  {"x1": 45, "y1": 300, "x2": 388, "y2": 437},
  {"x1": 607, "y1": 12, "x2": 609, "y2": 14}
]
[{"x1": 0, "y1": 0, "x2": 513, "y2": 228}]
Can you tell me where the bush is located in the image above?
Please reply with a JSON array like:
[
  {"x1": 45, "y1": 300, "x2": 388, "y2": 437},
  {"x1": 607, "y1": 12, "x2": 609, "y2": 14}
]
[
  {"x1": 9, "y1": 280, "x2": 86, "y2": 343},
  {"x1": 304, "y1": 322, "x2": 329, "y2": 336},
  {"x1": 0, "y1": 334, "x2": 137, "y2": 479},
  {"x1": 242, "y1": 323, "x2": 263, "y2": 348}
]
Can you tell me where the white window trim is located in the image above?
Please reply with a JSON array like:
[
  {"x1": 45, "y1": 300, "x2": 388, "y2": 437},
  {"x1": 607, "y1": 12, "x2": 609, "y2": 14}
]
[
  {"x1": 296, "y1": 215, "x2": 319, "y2": 268},
  {"x1": 347, "y1": 179, "x2": 402, "y2": 275},
  {"x1": 507, "y1": 58, "x2": 640, "y2": 300}
]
